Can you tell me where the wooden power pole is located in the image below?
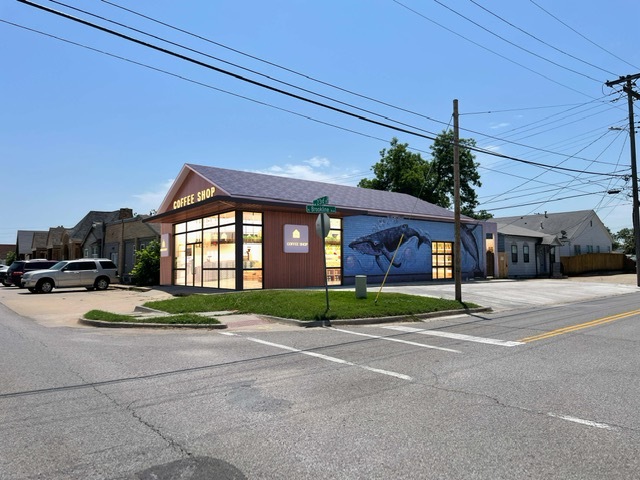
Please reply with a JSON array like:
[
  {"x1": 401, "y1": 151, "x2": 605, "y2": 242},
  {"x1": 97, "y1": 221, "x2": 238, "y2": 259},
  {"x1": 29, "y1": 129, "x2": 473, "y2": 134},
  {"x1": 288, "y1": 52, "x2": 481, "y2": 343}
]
[
  {"x1": 605, "y1": 74, "x2": 640, "y2": 287},
  {"x1": 453, "y1": 99, "x2": 462, "y2": 302}
]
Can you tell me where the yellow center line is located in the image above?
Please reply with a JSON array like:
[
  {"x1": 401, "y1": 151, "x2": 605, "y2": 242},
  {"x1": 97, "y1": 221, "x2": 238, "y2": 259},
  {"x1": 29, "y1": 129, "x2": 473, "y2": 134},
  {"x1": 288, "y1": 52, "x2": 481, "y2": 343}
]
[{"x1": 519, "y1": 308, "x2": 640, "y2": 343}]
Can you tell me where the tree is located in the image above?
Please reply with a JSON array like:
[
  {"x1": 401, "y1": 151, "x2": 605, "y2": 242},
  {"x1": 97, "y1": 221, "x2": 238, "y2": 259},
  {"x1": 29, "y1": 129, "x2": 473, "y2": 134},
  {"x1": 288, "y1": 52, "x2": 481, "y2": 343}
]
[
  {"x1": 357, "y1": 138, "x2": 428, "y2": 195},
  {"x1": 4, "y1": 250, "x2": 17, "y2": 266},
  {"x1": 129, "y1": 240, "x2": 160, "y2": 286},
  {"x1": 358, "y1": 133, "x2": 487, "y2": 218},
  {"x1": 615, "y1": 228, "x2": 635, "y2": 254}
]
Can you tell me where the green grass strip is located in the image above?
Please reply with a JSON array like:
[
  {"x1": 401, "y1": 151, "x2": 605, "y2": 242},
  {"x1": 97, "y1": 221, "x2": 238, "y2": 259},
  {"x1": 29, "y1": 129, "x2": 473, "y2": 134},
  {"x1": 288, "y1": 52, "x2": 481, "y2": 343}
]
[
  {"x1": 84, "y1": 310, "x2": 220, "y2": 324},
  {"x1": 143, "y1": 290, "x2": 477, "y2": 321}
]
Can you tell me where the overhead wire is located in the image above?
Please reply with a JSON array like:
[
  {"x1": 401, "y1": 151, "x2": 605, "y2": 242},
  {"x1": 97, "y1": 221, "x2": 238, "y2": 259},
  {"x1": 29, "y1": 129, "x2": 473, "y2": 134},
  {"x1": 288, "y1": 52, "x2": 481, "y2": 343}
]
[
  {"x1": 465, "y1": 0, "x2": 617, "y2": 77},
  {"x1": 9, "y1": 1, "x2": 632, "y2": 223},
  {"x1": 95, "y1": 0, "x2": 618, "y2": 164},
  {"x1": 429, "y1": 0, "x2": 602, "y2": 82},
  {"x1": 391, "y1": 0, "x2": 597, "y2": 98},
  {"x1": 98, "y1": 0, "x2": 451, "y2": 131},
  {"x1": 15, "y1": 0, "x2": 623, "y2": 181},
  {"x1": 529, "y1": 0, "x2": 640, "y2": 71}
]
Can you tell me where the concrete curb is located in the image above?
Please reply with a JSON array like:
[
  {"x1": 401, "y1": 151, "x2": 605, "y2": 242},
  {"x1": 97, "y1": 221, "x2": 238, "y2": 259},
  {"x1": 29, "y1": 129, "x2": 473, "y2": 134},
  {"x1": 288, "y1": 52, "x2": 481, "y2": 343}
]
[
  {"x1": 78, "y1": 317, "x2": 227, "y2": 329},
  {"x1": 259, "y1": 306, "x2": 492, "y2": 328},
  {"x1": 78, "y1": 306, "x2": 491, "y2": 329}
]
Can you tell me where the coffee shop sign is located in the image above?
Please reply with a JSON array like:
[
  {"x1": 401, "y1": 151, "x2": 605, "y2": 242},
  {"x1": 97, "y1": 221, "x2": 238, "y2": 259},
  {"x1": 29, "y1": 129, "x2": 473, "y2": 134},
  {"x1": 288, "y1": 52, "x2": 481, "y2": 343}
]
[{"x1": 173, "y1": 186, "x2": 217, "y2": 209}]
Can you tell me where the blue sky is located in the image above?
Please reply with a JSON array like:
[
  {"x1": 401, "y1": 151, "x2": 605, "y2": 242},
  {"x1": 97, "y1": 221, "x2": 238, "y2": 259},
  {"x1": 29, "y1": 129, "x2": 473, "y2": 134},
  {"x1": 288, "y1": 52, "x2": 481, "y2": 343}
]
[{"x1": 2, "y1": 0, "x2": 639, "y2": 244}]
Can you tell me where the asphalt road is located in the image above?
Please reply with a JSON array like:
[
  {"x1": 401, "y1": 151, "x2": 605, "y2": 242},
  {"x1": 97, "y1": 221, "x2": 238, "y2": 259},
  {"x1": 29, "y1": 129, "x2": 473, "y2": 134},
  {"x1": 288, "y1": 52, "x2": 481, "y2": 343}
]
[{"x1": 2, "y1": 278, "x2": 640, "y2": 479}]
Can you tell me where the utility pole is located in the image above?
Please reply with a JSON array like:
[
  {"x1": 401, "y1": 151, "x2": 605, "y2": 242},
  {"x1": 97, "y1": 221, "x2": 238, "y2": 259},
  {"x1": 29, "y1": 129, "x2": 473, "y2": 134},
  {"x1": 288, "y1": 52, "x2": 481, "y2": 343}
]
[
  {"x1": 605, "y1": 74, "x2": 640, "y2": 287},
  {"x1": 453, "y1": 99, "x2": 462, "y2": 301}
]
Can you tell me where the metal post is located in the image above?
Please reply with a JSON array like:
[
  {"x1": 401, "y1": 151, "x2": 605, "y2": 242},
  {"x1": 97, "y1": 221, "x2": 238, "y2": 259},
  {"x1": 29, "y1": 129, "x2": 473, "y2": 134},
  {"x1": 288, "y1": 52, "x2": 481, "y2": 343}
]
[
  {"x1": 321, "y1": 213, "x2": 330, "y2": 315},
  {"x1": 453, "y1": 99, "x2": 462, "y2": 301}
]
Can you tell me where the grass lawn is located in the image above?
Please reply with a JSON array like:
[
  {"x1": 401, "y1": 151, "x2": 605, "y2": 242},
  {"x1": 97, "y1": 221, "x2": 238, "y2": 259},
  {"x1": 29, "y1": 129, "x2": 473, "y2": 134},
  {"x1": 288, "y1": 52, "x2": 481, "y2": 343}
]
[
  {"x1": 142, "y1": 290, "x2": 479, "y2": 321},
  {"x1": 84, "y1": 310, "x2": 220, "y2": 325}
]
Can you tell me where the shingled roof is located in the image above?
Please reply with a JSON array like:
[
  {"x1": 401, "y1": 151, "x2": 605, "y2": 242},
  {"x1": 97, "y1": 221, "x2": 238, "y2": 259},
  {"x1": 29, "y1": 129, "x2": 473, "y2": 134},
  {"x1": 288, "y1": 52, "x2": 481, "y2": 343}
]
[
  {"x1": 185, "y1": 164, "x2": 458, "y2": 220},
  {"x1": 493, "y1": 210, "x2": 612, "y2": 242}
]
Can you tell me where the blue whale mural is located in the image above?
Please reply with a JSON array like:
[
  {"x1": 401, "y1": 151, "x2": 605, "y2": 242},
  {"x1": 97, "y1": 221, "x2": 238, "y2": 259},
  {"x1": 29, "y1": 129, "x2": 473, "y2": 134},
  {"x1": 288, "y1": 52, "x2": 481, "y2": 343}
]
[{"x1": 348, "y1": 224, "x2": 431, "y2": 271}]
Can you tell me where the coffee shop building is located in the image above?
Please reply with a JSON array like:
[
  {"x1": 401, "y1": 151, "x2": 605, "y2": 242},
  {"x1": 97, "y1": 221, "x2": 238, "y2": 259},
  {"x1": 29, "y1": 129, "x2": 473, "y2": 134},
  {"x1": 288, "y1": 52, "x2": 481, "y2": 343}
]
[{"x1": 146, "y1": 164, "x2": 496, "y2": 290}]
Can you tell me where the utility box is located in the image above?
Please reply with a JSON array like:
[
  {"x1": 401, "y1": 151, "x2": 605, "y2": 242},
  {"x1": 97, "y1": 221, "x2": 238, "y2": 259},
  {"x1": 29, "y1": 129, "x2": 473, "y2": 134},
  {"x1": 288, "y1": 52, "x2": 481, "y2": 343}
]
[{"x1": 355, "y1": 275, "x2": 367, "y2": 299}]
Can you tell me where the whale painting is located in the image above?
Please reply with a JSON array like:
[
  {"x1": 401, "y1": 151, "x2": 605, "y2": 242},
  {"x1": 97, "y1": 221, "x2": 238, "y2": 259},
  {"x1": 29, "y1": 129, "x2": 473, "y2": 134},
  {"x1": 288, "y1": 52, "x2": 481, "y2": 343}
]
[
  {"x1": 348, "y1": 224, "x2": 431, "y2": 271},
  {"x1": 344, "y1": 216, "x2": 485, "y2": 279}
]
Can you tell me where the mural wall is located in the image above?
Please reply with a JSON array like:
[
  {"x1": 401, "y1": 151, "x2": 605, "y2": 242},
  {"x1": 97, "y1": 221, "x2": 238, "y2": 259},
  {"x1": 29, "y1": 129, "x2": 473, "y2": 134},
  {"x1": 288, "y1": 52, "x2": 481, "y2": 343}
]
[{"x1": 343, "y1": 216, "x2": 485, "y2": 283}]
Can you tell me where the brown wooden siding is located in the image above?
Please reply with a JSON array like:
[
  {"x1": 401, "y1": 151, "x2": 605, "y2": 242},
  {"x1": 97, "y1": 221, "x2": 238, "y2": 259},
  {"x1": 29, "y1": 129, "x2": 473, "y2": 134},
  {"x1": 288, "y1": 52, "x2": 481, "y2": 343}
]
[{"x1": 263, "y1": 211, "x2": 326, "y2": 289}]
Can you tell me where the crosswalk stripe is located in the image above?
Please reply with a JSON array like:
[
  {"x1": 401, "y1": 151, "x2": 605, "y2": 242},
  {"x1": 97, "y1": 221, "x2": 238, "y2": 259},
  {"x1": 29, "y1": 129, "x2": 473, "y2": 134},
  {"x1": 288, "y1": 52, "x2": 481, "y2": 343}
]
[{"x1": 383, "y1": 326, "x2": 524, "y2": 347}]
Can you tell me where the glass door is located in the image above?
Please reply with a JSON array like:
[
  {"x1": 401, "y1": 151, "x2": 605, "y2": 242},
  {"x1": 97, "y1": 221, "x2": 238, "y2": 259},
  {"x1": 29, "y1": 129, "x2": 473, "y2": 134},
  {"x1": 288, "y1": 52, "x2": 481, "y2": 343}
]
[{"x1": 187, "y1": 242, "x2": 202, "y2": 287}]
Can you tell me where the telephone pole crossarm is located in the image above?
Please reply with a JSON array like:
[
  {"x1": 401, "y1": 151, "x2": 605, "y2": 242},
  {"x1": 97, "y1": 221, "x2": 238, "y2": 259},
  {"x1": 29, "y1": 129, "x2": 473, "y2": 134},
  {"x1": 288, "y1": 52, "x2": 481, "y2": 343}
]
[{"x1": 605, "y1": 73, "x2": 640, "y2": 88}]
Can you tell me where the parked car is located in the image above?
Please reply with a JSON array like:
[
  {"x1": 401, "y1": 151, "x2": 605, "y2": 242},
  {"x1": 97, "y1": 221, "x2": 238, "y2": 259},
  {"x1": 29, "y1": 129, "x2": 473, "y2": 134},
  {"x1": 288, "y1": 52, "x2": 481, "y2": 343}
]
[
  {"x1": 0, "y1": 264, "x2": 10, "y2": 286},
  {"x1": 22, "y1": 258, "x2": 119, "y2": 293},
  {"x1": 5, "y1": 259, "x2": 58, "y2": 287}
]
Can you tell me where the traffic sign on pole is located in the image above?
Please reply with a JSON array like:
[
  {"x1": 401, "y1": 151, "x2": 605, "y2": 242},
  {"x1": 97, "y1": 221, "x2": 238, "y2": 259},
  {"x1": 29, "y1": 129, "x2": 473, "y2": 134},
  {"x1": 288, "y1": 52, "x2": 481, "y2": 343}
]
[
  {"x1": 306, "y1": 205, "x2": 336, "y2": 214},
  {"x1": 315, "y1": 213, "x2": 330, "y2": 238},
  {"x1": 313, "y1": 196, "x2": 329, "y2": 206}
]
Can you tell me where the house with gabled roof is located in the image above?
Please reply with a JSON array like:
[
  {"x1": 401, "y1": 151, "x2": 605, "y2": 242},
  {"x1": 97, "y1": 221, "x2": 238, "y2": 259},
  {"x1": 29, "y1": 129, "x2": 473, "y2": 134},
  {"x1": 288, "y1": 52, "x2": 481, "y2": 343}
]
[
  {"x1": 29, "y1": 231, "x2": 48, "y2": 259},
  {"x1": 146, "y1": 164, "x2": 498, "y2": 290},
  {"x1": 493, "y1": 221, "x2": 563, "y2": 278},
  {"x1": 493, "y1": 210, "x2": 613, "y2": 258},
  {"x1": 15, "y1": 230, "x2": 47, "y2": 260}
]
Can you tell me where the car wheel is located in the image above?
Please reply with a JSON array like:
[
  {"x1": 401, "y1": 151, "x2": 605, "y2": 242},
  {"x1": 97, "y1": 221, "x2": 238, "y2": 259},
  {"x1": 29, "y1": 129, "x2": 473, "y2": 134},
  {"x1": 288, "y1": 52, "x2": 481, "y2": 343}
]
[
  {"x1": 38, "y1": 279, "x2": 54, "y2": 294},
  {"x1": 95, "y1": 278, "x2": 110, "y2": 291}
]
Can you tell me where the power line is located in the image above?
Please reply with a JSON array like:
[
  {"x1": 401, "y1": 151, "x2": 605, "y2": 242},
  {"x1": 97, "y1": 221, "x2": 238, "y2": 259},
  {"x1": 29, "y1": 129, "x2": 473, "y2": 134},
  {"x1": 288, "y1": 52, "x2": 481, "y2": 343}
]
[
  {"x1": 430, "y1": 0, "x2": 602, "y2": 82},
  {"x1": 391, "y1": 0, "x2": 597, "y2": 98},
  {"x1": 47, "y1": 0, "x2": 448, "y2": 137},
  {"x1": 15, "y1": 1, "x2": 623, "y2": 180},
  {"x1": 466, "y1": 0, "x2": 616, "y2": 77},
  {"x1": 99, "y1": 0, "x2": 451, "y2": 131},
  {"x1": 529, "y1": 0, "x2": 640, "y2": 72},
  {"x1": 484, "y1": 190, "x2": 613, "y2": 212}
]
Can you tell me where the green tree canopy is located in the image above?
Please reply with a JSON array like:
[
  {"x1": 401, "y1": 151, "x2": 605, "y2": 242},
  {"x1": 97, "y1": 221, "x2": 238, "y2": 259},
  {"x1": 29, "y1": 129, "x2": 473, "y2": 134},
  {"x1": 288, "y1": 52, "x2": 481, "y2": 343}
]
[
  {"x1": 358, "y1": 133, "x2": 489, "y2": 218},
  {"x1": 615, "y1": 227, "x2": 635, "y2": 254}
]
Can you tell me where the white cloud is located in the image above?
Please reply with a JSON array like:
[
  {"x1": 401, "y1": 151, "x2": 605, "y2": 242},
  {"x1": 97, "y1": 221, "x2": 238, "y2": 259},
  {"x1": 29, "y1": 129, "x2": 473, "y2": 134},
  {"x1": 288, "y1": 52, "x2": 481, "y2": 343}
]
[
  {"x1": 490, "y1": 122, "x2": 510, "y2": 129},
  {"x1": 305, "y1": 156, "x2": 330, "y2": 168},
  {"x1": 131, "y1": 179, "x2": 174, "y2": 214},
  {"x1": 255, "y1": 156, "x2": 362, "y2": 185}
]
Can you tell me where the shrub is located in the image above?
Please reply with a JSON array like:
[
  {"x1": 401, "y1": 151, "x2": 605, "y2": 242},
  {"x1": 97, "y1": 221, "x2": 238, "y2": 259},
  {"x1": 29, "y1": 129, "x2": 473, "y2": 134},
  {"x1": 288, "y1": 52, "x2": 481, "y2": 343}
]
[{"x1": 130, "y1": 240, "x2": 160, "y2": 286}]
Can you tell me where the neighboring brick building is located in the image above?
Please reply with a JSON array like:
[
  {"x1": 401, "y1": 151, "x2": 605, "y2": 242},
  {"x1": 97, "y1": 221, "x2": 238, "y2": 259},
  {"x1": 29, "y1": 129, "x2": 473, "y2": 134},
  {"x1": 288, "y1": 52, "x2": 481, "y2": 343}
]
[{"x1": 100, "y1": 215, "x2": 161, "y2": 280}]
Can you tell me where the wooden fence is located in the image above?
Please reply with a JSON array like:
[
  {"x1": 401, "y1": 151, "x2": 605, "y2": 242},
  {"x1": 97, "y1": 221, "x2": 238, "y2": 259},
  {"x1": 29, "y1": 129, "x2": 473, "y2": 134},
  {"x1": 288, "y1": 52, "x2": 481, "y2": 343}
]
[{"x1": 560, "y1": 253, "x2": 632, "y2": 275}]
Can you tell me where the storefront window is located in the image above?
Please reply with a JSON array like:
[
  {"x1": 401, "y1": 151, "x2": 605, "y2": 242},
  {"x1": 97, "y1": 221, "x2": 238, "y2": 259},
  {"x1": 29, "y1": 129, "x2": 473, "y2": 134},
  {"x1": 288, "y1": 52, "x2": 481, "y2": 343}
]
[
  {"x1": 243, "y1": 213, "x2": 263, "y2": 289},
  {"x1": 171, "y1": 211, "x2": 264, "y2": 290},
  {"x1": 173, "y1": 212, "x2": 237, "y2": 289},
  {"x1": 203, "y1": 216, "x2": 218, "y2": 229},
  {"x1": 220, "y1": 211, "x2": 235, "y2": 226},
  {"x1": 432, "y1": 241, "x2": 453, "y2": 279},
  {"x1": 187, "y1": 219, "x2": 202, "y2": 231},
  {"x1": 326, "y1": 218, "x2": 342, "y2": 285}
]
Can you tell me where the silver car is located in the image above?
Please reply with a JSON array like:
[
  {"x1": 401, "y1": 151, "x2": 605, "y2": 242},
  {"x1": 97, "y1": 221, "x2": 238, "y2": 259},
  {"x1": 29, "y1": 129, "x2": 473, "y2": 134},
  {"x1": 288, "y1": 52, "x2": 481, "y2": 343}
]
[{"x1": 22, "y1": 258, "x2": 119, "y2": 293}]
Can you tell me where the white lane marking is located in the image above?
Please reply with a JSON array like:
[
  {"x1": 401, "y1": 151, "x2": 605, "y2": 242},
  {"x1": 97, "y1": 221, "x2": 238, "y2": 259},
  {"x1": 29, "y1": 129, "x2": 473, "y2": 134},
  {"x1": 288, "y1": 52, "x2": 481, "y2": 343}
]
[
  {"x1": 219, "y1": 332, "x2": 237, "y2": 336},
  {"x1": 548, "y1": 413, "x2": 616, "y2": 431},
  {"x1": 383, "y1": 326, "x2": 523, "y2": 347},
  {"x1": 245, "y1": 337, "x2": 412, "y2": 381},
  {"x1": 328, "y1": 327, "x2": 461, "y2": 353}
]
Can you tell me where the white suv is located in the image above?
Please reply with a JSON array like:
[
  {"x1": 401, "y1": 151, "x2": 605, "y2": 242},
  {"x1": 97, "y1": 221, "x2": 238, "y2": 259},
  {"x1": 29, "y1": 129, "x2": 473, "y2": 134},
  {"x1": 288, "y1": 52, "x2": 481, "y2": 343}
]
[{"x1": 22, "y1": 258, "x2": 119, "y2": 294}]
